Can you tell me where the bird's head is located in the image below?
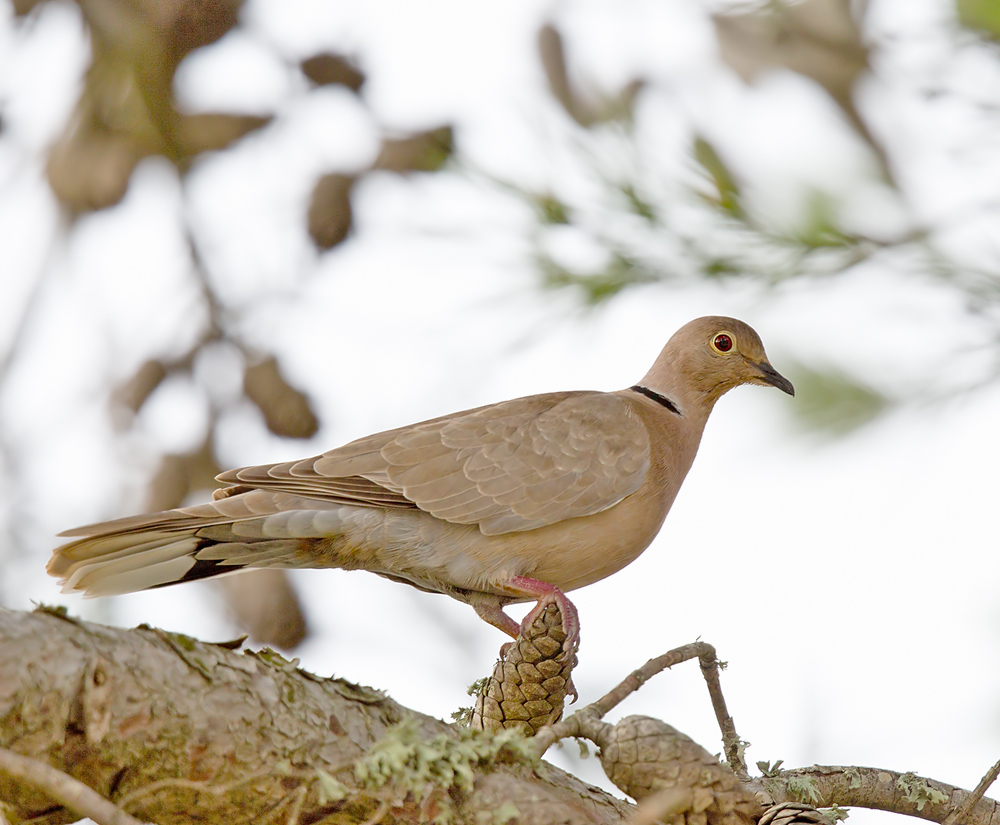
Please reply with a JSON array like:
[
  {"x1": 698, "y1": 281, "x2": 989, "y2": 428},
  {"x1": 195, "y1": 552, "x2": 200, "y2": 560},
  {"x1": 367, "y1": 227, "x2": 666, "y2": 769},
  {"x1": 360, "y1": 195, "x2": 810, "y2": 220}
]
[{"x1": 643, "y1": 316, "x2": 794, "y2": 407}]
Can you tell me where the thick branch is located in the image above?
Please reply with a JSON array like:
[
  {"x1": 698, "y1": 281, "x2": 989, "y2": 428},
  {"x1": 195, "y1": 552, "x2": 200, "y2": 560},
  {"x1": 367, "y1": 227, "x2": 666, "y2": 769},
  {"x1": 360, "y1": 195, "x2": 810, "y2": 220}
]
[
  {"x1": 752, "y1": 766, "x2": 1000, "y2": 825},
  {"x1": 0, "y1": 606, "x2": 631, "y2": 825}
]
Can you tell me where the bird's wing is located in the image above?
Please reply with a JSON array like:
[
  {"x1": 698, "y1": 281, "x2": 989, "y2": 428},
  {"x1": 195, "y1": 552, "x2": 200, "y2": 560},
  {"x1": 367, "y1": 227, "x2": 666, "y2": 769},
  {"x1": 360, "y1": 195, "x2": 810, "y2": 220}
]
[{"x1": 218, "y1": 391, "x2": 651, "y2": 535}]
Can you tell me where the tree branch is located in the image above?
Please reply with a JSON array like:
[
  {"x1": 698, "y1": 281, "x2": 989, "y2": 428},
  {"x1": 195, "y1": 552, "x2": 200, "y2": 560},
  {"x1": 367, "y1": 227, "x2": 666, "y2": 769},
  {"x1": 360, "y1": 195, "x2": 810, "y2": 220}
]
[
  {"x1": 751, "y1": 765, "x2": 1000, "y2": 825},
  {"x1": 0, "y1": 606, "x2": 631, "y2": 825},
  {"x1": 943, "y1": 758, "x2": 1000, "y2": 825},
  {"x1": 4, "y1": 606, "x2": 998, "y2": 825}
]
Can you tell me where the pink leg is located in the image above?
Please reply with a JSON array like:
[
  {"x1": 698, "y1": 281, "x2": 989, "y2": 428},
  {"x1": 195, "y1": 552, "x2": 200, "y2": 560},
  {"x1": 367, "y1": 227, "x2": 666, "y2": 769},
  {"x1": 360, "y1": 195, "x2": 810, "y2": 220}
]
[
  {"x1": 472, "y1": 599, "x2": 521, "y2": 639},
  {"x1": 510, "y1": 576, "x2": 580, "y2": 650},
  {"x1": 472, "y1": 577, "x2": 580, "y2": 649}
]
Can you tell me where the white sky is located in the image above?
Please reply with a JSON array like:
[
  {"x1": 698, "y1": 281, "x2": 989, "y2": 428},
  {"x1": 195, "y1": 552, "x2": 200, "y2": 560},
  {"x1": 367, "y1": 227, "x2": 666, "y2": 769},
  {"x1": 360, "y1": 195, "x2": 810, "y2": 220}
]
[{"x1": 1, "y1": 1, "x2": 999, "y2": 823}]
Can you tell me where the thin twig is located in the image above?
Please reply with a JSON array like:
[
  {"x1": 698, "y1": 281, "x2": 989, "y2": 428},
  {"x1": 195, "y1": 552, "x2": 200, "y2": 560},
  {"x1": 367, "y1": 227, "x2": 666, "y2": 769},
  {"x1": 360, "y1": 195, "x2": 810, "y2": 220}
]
[
  {"x1": 284, "y1": 785, "x2": 308, "y2": 825},
  {"x1": 359, "y1": 798, "x2": 389, "y2": 825},
  {"x1": 588, "y1": 641, "x2": 711, "y2": 718},
  {"x1": 532, "y1": 640, "x2": 746, "y2": 760},
  {"x1": 943, "y1": 757, "x2": 1000, "y2": 825},
  {"x1": 116, "y1": 761, "x2": 355, "y2": 811},
  {"x1": 116, "y1": 771, "x2": 270, "y2": 809},
  {"x1": 698, "y1": 646, "x2": 748, "y2": 778},
  {"x1": 0, "y1": 747, "x2": 149, "y2": 825}
]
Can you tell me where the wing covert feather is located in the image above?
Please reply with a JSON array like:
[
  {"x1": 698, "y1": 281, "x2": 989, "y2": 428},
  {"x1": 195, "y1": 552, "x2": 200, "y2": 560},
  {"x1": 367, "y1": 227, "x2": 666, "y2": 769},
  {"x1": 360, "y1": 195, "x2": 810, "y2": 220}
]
[{"x1": 215, "y1": 391, "x2": 651, "y2": 535}]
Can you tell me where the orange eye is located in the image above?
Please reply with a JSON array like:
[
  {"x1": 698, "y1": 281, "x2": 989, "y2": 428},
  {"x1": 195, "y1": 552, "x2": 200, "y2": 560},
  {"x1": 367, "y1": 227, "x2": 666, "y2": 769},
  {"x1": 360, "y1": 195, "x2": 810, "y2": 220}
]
[{"x1": 712, "y1": 333, "x2": 734, "y2": 353}]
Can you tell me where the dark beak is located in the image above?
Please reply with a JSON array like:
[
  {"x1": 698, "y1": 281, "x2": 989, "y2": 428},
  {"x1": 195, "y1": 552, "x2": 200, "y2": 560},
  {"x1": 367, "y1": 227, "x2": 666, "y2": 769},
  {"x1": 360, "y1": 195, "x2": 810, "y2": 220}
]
[{"x1": 755, "y1": 361, "x2": 795, "y2": 396}]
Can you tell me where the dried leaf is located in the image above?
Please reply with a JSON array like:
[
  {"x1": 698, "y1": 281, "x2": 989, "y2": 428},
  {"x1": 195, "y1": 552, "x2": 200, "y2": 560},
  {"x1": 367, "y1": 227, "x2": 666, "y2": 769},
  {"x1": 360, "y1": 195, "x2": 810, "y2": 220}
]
[
  {"x1": 243, "y1": 357, "x2": 320, "y2": 439},
  {"x1": 161, "y1": 0, "x2": 244, "y2": 61},
  {"x1": 11, "y1": 0, "x2": 45, "y2": 15},
  {"x1": 216, "y1": 570, "x2": 308, "y2": 649},
  {"x1": 176, "y1": 113, "x2": 271, "y2": 155},
  {"x1": 538, "y1": 23, "x2": 590, "y2": 126},
  {"x1": 537, "y1": 23, "x2": 643, "y2": 126},
  {"x1": 308, "y1": 173, "x2": 356, "y2": 249},
  {"x1": 301, "y1": 53, "x2": 365, "y2": 91},
  {"x1": 374, "y1": 127, "x2": 454, "y2": 173},
  {"x1": 46, "y1": 121, "x2": 140, "y2": 212},
  {"x1": 144, "y1": 439, "x2": 222, "y2": 513},
  {"x1": 113, "y1": 359, "x2": 168, "y2": 415},
  {"x1": 713, "y1": 0, "x2": 868, "y2": 114}
]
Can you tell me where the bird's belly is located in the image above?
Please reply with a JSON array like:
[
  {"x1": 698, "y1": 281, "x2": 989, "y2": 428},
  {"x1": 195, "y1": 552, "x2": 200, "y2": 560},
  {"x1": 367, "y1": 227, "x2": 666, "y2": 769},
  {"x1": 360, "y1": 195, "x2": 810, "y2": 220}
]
[
  {"x1": 384, "y1": 499, "x2": 665, "y2": 599},
  {"x1": 495, "y1": 492, "x2": 669, "y2": 595},
  {"x1": 301, "y1": 486, "x2": 671, "y2": 601}
]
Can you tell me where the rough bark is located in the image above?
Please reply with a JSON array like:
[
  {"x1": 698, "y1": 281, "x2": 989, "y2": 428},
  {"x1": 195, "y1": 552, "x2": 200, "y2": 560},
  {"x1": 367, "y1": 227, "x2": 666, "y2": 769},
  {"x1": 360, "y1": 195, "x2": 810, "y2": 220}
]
[{"x1": 0, "y1": 606, "x2": 632, "y2": 824}]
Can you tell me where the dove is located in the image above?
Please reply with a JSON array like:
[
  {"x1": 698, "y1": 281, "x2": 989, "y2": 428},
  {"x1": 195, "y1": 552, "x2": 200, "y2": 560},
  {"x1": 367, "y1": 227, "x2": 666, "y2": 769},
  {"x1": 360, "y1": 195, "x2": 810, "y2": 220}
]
[{"x1": 48, "y1": 316, "x2": 793, "y2": 643}]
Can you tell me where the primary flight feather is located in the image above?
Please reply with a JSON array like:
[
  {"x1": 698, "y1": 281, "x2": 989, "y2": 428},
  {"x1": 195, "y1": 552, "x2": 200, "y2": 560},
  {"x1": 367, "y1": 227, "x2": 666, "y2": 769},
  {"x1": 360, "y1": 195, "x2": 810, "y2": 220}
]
[{"x1": 49, "y1": 316, "x2": 793, "y2": 642}]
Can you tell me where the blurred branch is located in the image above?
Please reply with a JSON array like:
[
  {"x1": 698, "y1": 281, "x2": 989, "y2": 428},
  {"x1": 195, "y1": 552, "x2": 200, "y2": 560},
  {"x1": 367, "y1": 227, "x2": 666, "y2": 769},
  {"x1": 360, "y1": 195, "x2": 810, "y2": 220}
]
[
  {"x1": 713, "y1": 0, "x2": 893, "y2": 178},
  {"x1": 538, "y1": 23, "x2": 644, "y2": 127}
]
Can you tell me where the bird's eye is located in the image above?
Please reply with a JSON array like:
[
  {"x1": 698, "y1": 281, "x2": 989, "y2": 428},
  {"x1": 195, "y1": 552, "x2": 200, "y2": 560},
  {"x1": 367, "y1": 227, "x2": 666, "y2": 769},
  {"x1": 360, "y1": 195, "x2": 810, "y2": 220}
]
[{"x1": 712, "y1": 333, "x2": 734, "y2": 354}]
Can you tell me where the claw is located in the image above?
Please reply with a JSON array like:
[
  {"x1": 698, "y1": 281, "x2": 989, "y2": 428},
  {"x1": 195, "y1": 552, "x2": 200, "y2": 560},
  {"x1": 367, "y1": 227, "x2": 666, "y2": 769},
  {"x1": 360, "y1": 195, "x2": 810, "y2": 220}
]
[
  {"x1": 471, "y1": 577, "x2": 581, "y2": 655},
  {"x1": 511, "y1": 576, "x2": 580, "y2": 653}
]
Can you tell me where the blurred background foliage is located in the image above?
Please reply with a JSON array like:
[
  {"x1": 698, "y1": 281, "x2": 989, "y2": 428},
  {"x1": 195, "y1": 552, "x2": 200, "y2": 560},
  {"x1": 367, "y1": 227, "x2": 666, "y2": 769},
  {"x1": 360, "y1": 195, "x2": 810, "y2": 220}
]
[{"x1": 0, "y1": 0, "x2": 998, "y2": 646}]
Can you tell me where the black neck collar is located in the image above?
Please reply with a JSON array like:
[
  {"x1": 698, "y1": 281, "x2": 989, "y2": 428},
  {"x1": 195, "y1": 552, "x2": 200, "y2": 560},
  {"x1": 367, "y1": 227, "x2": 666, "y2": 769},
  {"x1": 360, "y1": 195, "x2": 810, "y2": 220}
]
[{"x1": 629, "y1": 385, "x2": 681, "y2": 416}]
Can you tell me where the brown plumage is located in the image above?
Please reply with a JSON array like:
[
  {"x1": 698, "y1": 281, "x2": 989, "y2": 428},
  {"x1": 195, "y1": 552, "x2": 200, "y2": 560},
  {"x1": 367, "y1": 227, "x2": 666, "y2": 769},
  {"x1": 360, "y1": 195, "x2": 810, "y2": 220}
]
[{"x1": 48, "y1": 316, "x2": 793, "y2": 641}]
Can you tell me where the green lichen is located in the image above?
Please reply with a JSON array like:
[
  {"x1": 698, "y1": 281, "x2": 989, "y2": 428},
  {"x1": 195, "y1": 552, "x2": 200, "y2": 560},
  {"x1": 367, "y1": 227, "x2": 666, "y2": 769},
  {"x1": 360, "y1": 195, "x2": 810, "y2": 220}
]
[
  {"x1": 734, "y1": 738, "x2": 749, "y2": 762},
  {"x1": 466, "y1": 677, "x2": 489, "y2": 697},
  {"x1": 491, "y1": 801, "x2": 521, "y2": 823},
  {"x1": 33, "y1": 603, "x2": 74, "y2": 621},
  {"x1": 315, "y1": 769, "x2": 348, "y2": 804},
  {"x1": 253, "y1": 647, "x2": 299, "y2": 668},
  {"x1": 0, "y1": 800, "x2": 24, "y2": 825},
  {"x1": 896, "y1": 772, "x2": 948, "y2": 811},
  {"x1": 843, "y1": 767, "x2": 862, "y2": 790},
  {"x1": 355, "y1": 717, "x2": 538, "y2": 823},
  {"x1": 331, "y1": 679, "x2": 387, "y2": 704},
  {"x1": 822, "y1": 804, "x2": 851, "y2": 821},
  {"x1": 785, "y1": 775, "x2": 822, "y2": 805},
  {"x1": 451, "y1": 706, "x2": 474, "y2": 727},
  {"x1": 757, "y1": 759, "x2": 785, "y2": 777}
]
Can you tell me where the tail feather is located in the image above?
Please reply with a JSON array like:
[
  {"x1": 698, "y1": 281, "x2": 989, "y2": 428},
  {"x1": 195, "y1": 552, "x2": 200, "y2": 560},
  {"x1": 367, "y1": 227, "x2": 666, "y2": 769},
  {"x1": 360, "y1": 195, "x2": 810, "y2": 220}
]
[
  {"x1": 193, "y1": 540, "x2": 307, "y2": 567},
  {"x1": 49, "y1": 491, "x2": 352, "y2": 597},
  {"x1": 60, "y1": 535, "x2": 201, "y2": 591},
  {"x1": 51, "y1": 526, "x2": 314, "y2": 598},
  {"x1": 73, "y1": 541, "x2": 203, "y2": 596},
  {"x1": 48, "y1": 532, "x2": 180, "y2": 577},
  {"x1": 55, "y1": 489, "x2": 310, "y2": 539}
]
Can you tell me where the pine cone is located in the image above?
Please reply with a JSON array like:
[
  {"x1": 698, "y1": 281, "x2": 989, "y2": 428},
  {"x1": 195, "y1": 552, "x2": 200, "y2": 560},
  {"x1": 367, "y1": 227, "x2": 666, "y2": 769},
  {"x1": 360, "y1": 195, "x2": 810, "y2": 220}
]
[
  {"x1": 596, "y1": 715, "x2": 757, "y2": 825},
  {"x1": 471, "y1": 602, "x2": 577, "y2": 735},
  {"x1": 759, "y1": 802, "x2": 836, "y2": 825}
]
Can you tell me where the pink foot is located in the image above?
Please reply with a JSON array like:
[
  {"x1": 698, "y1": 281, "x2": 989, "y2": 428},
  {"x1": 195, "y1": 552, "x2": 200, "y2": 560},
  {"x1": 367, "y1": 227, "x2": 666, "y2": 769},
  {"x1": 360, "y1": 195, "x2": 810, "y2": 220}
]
[
  {"x1": 472, "y1": 578, "x2": 580, "y2": 650},
  {"x1": 510, "y1": 576, "x2": 580, "y2": 652}
]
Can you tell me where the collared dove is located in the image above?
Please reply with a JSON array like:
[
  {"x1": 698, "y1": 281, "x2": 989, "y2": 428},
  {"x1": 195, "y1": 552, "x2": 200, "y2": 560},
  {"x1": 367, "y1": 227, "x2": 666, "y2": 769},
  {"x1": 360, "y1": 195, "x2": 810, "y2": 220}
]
[{"x1": 48, "y1": 316, "x2": 793, "y2": 642}]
